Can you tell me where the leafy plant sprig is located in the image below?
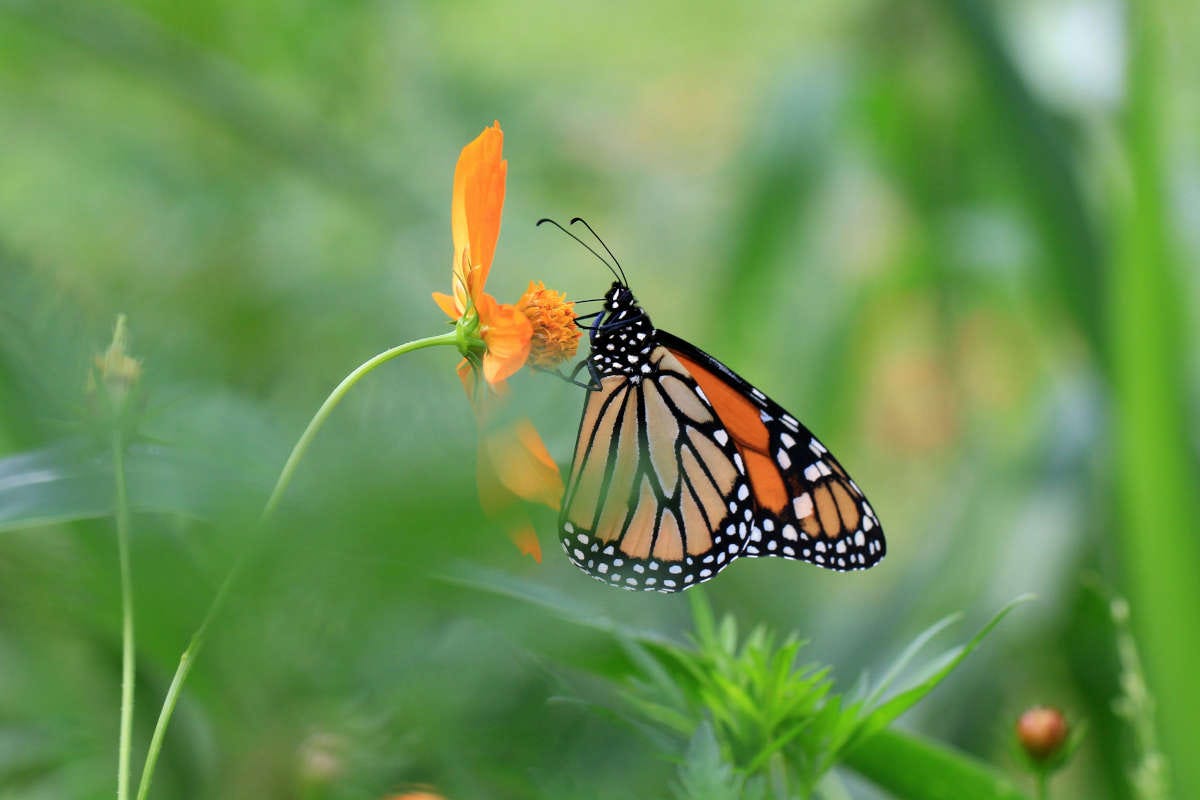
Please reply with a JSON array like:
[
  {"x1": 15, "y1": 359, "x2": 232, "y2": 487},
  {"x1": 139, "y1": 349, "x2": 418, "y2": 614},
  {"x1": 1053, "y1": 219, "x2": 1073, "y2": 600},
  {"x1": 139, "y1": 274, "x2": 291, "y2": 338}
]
[{"x1": 455, "y1": 565, "x2": 1033, "y2": 800}]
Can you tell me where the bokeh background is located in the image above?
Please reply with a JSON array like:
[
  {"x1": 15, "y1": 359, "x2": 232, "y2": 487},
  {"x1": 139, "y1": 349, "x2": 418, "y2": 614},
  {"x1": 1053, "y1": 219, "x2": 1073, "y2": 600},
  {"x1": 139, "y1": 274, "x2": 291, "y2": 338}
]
[{"x1": 1, "y1": 0, "x2": 1197, "y2": 798}]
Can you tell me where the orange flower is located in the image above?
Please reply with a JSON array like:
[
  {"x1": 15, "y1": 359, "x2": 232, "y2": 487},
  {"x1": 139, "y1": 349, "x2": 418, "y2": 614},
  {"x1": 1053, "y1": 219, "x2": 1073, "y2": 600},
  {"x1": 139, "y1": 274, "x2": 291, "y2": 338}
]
[
  {"x1": 433, "y1": 122, "x2": 580, "y2": 561},
  {"x1": 432, "y1": 121, "x2": 532, "y2": 386}
]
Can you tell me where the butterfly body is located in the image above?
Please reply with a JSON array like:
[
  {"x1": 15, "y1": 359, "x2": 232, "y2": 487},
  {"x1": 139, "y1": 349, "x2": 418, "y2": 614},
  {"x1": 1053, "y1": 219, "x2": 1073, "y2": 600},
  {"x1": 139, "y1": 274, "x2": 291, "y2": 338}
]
[
  {"x1": 585, "y1": 284, "x2": 657, "y2": 382},
  {"x1": 560, "y1": 281, "x2": 885, "y2": 592}
]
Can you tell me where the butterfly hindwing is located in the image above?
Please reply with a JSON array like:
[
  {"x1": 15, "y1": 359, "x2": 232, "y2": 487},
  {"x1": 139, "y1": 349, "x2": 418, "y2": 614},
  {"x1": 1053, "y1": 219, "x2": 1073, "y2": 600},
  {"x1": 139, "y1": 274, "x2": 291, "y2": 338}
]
[
  {"x1": 560, "y1": 347, "x2": 754, "y2": 592},
  {"x1": 658, "y1": 330, "x2": 886, "y2": 571}
]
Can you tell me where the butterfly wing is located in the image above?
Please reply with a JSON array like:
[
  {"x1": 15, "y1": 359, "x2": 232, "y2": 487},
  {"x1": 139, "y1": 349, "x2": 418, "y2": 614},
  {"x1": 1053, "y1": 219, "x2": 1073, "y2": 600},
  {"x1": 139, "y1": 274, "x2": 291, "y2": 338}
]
[
  {"x1": 658, "y1": 330, "x2": 885, "y2": 571},
  {"x1": 558, "y1": 334, "x2": 885, "y2": 592},
  {"x1": 559, "y1": 347, "x2": 755, "y2": 591}
]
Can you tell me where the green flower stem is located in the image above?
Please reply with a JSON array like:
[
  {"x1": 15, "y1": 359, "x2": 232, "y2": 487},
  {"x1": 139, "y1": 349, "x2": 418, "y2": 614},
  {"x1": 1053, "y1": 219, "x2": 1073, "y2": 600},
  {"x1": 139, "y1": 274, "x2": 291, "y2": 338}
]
[
  {"x1": 262, "y1": 329, "x2": 461, "y2": 517},
  {"x1": 113, "y1": 429, "x2": 135, "y2": 800},
  {"x1": 135, "y1": 330, "x2": 460, "y2": 800}
]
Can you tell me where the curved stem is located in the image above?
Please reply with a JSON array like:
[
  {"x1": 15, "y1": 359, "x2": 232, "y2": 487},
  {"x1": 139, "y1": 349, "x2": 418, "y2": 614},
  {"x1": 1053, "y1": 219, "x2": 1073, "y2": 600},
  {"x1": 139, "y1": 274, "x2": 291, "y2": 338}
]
[
  {"x1": 113, "y1": 429, "x2": 135, "y2": 800},
  {"x1": 262, "y1": 330, "x2": 459, "y2": 517},
  {"x1": 135, "y1": 330, "x2": 459, "y2": 800}
]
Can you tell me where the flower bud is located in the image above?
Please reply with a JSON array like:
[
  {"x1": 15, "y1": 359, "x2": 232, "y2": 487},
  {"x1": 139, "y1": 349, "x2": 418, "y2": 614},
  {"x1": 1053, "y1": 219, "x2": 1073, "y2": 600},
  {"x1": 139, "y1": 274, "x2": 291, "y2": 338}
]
[
  {"x1": 88, "y1": 314, "x2": 142, "y2": 415},
  {"x1": 1016, "y1": 706, "x2": 1068, "y2": 762}
]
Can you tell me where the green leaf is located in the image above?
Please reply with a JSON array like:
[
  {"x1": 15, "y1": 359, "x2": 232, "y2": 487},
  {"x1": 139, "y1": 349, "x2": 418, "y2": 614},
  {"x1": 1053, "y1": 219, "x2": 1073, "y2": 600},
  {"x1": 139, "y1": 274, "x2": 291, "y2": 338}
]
[
  {"x1": 442, "y1": 563, "x2": 680, "y2": 651},
  {"x1": 853, "y1": 595, "x2": 1033, "y2": 744},
  {"x1": 859, "y1": 612, "x2": 963, "y2": 708},
  {"x1": 0, "y1": 441, "x2": 256, "y2": 533},
  {"x1": 843, "y1": 728, "x2": 1030, "y2": 800}
]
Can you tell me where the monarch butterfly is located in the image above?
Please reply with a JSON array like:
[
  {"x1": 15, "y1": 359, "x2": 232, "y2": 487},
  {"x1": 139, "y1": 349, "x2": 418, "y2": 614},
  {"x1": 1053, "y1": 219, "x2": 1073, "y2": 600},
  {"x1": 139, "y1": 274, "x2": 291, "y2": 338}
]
[{"x1": 540, "y1": 219, "x2": 885, "y2": 592}]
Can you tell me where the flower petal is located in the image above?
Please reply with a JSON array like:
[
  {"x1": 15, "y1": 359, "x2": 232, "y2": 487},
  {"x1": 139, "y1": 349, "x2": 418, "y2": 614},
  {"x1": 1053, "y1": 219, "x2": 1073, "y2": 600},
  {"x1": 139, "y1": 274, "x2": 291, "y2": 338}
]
[
  {"x1": 477, "y1": 295, "x2": 532, "y2": 385},
  {"x1": 474, "y1": 444, "x2": 546, "y2": 561},
  {"x1": 432, "y1": 291, "x2": 462, "y2": 320},
  {"x1": 451, "y1": 121, "x2": 506, "y2": 301},
  {"x1": 509, "y1": 524, "x2": 543, "y2": 563},
  {"x1": 479, "y1": 419, "x2": 563, "y2": 511}
]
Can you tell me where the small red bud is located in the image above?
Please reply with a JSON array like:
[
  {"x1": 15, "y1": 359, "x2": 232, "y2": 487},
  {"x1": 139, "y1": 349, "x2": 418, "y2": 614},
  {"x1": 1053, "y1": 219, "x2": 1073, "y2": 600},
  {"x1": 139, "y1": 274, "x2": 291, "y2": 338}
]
[{"x1": 1016, "y1": 706, "x2": 1068, "y2": 762}]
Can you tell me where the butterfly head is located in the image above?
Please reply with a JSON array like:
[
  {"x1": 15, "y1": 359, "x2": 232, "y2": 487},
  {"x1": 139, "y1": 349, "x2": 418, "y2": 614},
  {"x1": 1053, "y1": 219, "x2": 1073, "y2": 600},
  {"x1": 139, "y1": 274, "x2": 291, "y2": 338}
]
[{"x1": 604, "y1": 280, "x2": 635, "y2": 309}]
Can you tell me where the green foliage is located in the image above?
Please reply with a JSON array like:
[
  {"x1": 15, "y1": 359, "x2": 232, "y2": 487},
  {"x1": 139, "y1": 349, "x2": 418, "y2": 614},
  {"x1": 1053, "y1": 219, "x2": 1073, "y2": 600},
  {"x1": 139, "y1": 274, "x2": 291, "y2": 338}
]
[
  {"x1": 0, "y1": 0, "x2": 1197, "y2": 796},
  {"x1": 475, "y1": 573, "x2": 1031, "y2": 799},
  {"x1": 844, "y1": 729, "x2": 1030, "y2": 800},
  {"x1": 671, "y1": 723, "x2": 768, "y2": 800},
  {"x1": 1110, "y1": 597, "x2": 1169, "y2": 800}
]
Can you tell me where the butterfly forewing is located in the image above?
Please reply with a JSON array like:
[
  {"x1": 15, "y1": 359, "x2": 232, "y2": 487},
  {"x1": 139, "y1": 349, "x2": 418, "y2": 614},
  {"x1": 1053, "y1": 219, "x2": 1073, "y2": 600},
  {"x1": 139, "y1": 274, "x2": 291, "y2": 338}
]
[{"x1": 659, "y1": 331, "x2": 885, "y2": 572}]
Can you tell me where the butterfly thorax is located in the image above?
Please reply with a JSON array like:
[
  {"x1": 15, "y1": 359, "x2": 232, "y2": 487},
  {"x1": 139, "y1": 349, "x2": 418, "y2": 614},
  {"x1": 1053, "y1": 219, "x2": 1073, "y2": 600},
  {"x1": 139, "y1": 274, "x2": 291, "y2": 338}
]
[{"x1": 589, "y1": 283, "x2": 657, "y2": 381}]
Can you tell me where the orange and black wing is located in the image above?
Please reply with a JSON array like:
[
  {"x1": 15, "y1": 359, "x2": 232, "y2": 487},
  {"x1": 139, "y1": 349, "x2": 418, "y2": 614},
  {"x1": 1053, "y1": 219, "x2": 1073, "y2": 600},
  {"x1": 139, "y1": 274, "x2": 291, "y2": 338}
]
[
  {"x1": 658, "y1": 330, "x2": 885, "y2": 572},
  {"x1": 559, "y1": 346, "x2": 755, "y2": 591},
  {"x1": 558, "y1": 335, "x2": 884, "y2": 592}
]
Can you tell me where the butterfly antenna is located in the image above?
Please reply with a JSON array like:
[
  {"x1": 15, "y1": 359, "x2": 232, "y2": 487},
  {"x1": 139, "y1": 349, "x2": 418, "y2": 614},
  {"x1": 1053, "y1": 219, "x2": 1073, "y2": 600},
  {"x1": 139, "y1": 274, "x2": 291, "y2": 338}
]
[
  {"x1": 536, "y1": 217, "x2": 625, "y2": 286},
  {"x1": 569, "y1": 217, "x2": 628, "y2": 286}
]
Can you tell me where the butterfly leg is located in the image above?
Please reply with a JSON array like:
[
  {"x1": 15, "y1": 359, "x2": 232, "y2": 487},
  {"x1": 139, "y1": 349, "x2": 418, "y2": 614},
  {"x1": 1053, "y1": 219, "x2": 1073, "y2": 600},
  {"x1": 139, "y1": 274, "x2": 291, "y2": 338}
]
[
  {"x1": 576, "y1": 358, "x2": 602, "y2": 390},
  {"x1": 532, "y1": 359, "x2": 600, "y2": 390}
]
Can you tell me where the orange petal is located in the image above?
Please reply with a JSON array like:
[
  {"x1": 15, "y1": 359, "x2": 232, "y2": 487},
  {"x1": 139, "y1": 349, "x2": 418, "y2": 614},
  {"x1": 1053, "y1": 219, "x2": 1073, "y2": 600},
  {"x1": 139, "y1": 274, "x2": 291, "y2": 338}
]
[
  {"x1": 476, "y1": 445, "x2": 550, "y2": 561},
  {"x1": 509, "y1": 524, "x2": 543, "y2": 562},
  {"x1": 432, "y1": 291, "x2": 462, "y2": 320},
  {"x1": 457, "y1": 358, "x2": 510, "y2": 413},
  {"x1": 477, "y1": 295, "x2": 532, "y2": 385},
  {"x1": 451, "y1": 121, "x2": 506, "y2": 300},
  {"x1": 456, "y1": 358, "x2": 476, "y2": 397},
  {"x1": 480, "y1": 419, "x2": 563, "y2": 511}
]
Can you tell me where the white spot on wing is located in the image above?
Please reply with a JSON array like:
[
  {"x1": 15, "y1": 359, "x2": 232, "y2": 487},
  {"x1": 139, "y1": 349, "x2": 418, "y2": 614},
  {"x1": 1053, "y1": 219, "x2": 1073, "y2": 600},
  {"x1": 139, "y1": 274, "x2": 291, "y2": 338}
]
[{"x1": 793, "y1": 493, "x2": 814, "y2": 519}]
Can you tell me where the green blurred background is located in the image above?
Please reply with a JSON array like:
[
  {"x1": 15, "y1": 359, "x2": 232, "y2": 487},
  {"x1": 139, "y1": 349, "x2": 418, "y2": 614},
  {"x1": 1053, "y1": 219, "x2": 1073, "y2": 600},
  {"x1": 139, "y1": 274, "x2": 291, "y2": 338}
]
[{"x1": 0, "y1": 0, "x2": 1197, "y2": 797}]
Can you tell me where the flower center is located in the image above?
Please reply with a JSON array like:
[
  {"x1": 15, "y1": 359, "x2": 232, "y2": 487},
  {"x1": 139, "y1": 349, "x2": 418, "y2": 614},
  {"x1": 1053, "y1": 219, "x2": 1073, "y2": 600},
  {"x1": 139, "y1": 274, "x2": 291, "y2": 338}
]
[{"x1": 517, "y1": 281, "x2": 581, "y2": 369}]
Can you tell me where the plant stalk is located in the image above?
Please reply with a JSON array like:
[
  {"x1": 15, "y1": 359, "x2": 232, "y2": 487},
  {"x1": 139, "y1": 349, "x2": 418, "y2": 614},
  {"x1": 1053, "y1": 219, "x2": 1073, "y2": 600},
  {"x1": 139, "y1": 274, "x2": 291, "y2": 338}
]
[
  {"x1": 113, "y1": 429, "x2": 135, "y2": 800},
  {"x1": 135, "y1": 330, "x2": 459, "y2": 799}
]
